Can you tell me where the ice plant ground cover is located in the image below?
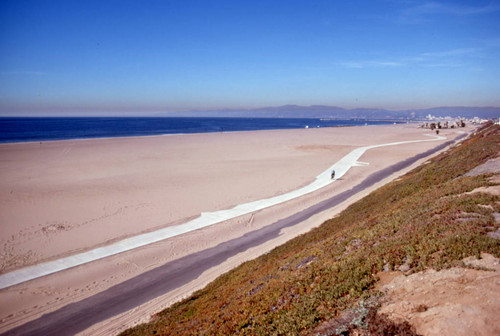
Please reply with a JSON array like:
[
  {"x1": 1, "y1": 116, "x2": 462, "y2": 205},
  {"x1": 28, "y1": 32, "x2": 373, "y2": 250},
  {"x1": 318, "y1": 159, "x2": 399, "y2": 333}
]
[{"x1": 121, "y1": 123, "x2": 499, "y2": 336}]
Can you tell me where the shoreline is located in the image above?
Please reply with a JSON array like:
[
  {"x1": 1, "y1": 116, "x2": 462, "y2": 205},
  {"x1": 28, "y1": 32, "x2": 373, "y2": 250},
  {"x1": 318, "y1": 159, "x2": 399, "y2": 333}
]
[
  {"x1": 0, "y1": 124, "x2": 473, "y2": 334},
  {"x1": 0, "y1": 117, "x2": 405, "y2": 145},
  {"x1": 0, "y1": 124, "x2": 440, "y2": 275},
  {"x1": 0, "y1": 132, "x2": 447, "y2": 290}
]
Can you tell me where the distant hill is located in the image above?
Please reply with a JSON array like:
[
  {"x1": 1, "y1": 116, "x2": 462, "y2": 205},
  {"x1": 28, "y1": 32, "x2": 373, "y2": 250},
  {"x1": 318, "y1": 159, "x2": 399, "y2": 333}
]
[{"x1": 164, "y1": 105, "x2": 500, "y2": 120}]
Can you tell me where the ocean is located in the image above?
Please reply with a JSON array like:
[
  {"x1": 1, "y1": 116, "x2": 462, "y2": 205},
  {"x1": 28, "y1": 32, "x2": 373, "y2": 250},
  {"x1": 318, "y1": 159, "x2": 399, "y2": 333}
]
[{"x1": 0, "y1": 117, "x2": 398, "y2": 143}]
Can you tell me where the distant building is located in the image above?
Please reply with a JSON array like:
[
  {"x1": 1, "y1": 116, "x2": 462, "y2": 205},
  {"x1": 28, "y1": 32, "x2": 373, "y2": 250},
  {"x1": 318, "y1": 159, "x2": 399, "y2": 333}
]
[{"x1": 471, "y1": 117, "x2": 490, "y2": 124}]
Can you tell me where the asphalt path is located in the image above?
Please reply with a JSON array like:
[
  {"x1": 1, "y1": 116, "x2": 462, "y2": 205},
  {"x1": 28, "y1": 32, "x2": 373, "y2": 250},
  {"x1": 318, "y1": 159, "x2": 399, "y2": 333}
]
[
  {"x1": 2, "y1": 135, "x2": 464, "y2": 336},
  {"x1": 0, "y1": 134, "x2": 446, "y2": 290}
]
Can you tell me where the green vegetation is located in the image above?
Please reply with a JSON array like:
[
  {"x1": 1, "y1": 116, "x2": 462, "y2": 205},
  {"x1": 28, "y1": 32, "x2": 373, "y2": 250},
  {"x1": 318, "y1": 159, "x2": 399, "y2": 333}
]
[{"x1": 121, "y1": 123, "x2": 499, "y2": 336}]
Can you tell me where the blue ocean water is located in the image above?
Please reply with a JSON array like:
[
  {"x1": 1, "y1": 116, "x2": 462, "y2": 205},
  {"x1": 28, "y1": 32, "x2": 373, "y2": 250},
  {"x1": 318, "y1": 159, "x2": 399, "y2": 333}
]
[{"x1": 0, "y1": 117, "x2": 397, "y2": 143}]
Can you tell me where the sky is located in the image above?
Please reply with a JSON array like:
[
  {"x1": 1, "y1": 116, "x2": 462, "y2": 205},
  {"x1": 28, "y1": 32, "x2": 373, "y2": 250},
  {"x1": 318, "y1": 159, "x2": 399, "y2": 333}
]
[{"x1": 1, "y1": 0, "x2": 499, "y2": 116}]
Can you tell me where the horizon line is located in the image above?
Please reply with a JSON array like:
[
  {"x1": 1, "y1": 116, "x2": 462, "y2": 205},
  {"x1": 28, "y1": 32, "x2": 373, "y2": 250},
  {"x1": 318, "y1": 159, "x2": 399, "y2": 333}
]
[{"x1": 1, "y1": 104, "x2": 500, "y2": 117}]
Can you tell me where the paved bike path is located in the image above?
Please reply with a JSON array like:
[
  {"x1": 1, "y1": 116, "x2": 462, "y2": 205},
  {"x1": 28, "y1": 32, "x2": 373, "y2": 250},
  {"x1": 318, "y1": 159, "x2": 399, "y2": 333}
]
[{"x1": 0, "y1": 134, "x2": 445, "y2": 290}]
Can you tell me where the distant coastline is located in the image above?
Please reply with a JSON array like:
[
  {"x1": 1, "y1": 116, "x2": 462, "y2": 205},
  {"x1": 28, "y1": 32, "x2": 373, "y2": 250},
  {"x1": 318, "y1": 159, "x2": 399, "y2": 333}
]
[{"x1": 159, "y1": 105, "x2": 500, "y2": 120}]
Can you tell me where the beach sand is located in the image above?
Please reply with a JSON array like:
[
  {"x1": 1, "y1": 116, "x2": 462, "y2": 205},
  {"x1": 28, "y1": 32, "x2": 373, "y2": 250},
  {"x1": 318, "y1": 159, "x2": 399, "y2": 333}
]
[{"x1": 0, "y1": 124, "x2": 472, "y2": 334}]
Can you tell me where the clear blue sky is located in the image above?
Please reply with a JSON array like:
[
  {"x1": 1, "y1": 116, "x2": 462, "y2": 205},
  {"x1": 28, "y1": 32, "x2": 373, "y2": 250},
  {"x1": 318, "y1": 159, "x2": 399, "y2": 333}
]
[{"x1": 1, "y1": 0, "x2": 499, "y2": 116}]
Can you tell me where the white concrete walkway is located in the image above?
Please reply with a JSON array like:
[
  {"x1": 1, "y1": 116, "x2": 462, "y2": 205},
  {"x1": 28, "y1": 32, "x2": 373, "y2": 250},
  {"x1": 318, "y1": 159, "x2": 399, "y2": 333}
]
[{"x1": 0, "y1": 134, "x2": 445, "y2": 289}]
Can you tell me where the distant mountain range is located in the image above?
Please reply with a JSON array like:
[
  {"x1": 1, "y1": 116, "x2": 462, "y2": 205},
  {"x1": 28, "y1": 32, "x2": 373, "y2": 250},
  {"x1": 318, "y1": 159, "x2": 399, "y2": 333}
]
[{"x1": 164, "y1": 105, "x2": 500, "y2": 120}]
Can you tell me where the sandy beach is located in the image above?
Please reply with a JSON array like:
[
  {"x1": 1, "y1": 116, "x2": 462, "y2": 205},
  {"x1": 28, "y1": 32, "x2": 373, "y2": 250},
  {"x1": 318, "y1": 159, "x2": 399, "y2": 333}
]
[{"x1": 0, "y1": 124, "x2": 472, "y2": 334}]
